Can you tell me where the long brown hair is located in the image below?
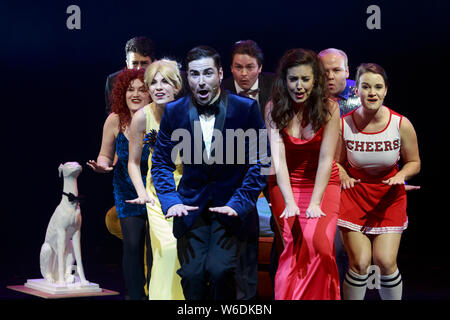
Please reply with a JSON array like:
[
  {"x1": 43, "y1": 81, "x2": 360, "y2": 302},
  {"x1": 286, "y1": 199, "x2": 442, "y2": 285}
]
[{"x1": 270, "y1": 48, "x2": 329, "y2": 131}]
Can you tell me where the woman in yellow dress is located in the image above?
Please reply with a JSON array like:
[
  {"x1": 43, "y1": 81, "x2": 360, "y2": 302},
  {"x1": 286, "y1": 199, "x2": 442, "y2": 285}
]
[{"x1": 127, "y1": 59, "x2": 184, "y2": 300}]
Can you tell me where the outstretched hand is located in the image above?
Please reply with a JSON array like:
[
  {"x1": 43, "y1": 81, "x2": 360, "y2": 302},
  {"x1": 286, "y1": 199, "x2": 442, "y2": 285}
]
[
  {"x1": 382, "y1": 175, "x2": 405, "y2": 186},
  {"x1": 280, "y1": 203, "x2": 300, "y2": 219},
  {"x1": 166, "y1": 204, "x2": 199, "y2": 218},
  {"x1": 382, "y1": 174, "x2": 421, "y2": 191},
  {"x1": 126, "y1": 194, "x2": 155, "y2": 206},
  {"x1": 305, "y1": 203, "x2": 326, "y2": 219},
  {"x1": 341, "y1": 176, "x2": 361, "y2": 189},
  {"x1": 86, "y1": 160, "x2": 113, "y2": 173},
  {"x1": 405, "y1": 184, "x2": 421, "y2": 191},
  {"x1": 209, "y1": 206, "x2": 238, "y2": 217}
]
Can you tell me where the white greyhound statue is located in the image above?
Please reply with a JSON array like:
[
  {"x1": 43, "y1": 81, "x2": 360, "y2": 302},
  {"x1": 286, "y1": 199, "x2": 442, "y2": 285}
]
[{"x1": 39, "y1": 162, "x2": 89, "y2": 285}]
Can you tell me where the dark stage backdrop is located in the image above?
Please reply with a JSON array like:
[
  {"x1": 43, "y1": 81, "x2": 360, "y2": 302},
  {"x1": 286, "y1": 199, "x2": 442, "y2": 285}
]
[{"x1": 1, "y1": 0, "x2": 449, "y2": 297}]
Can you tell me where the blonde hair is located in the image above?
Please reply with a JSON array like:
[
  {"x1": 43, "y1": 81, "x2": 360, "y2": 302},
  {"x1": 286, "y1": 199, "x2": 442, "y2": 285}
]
[{"x1": 144, "y1": 59, "x2": 182, "y2": 92}]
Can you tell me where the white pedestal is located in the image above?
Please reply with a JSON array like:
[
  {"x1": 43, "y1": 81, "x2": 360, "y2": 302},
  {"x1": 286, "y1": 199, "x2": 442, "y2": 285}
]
[{"x1": 25, "y1": 278, "x2": 102, "y2": 295}]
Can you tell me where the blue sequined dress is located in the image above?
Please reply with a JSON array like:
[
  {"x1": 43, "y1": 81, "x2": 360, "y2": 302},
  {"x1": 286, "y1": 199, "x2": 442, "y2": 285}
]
[{"x1": 113, "y1": 132, "x2": 150, "y2": 218}]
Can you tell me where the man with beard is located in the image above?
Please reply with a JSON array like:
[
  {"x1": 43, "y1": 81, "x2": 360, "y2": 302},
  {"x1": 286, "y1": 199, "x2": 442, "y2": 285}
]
[{"x1": 151, "y1": 45, "x2": 269, "y2": 300}]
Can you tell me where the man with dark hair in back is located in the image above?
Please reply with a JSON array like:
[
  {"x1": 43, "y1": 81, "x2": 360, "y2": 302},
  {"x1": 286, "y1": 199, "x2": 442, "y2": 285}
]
[
  {"x1": 222, "y1": 40, "x2": 275, "y2": 119},
  {"x1": 223, "y1": 40, "x2": 276, "y2": 299},
  {"x1": 105, "y1": 36, "x2": 156, "y2": 114}
]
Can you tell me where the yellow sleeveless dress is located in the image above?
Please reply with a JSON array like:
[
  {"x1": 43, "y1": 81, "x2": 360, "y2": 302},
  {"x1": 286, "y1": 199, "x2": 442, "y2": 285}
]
[{"x1": 143, "y1": 104, "x2": 184, "y2": 300}]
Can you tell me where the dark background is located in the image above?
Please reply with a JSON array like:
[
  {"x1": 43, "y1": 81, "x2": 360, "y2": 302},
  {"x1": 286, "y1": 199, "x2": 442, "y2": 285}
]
[{"x1": 1, "y1": 0, "x2": 449, "y2": 299}]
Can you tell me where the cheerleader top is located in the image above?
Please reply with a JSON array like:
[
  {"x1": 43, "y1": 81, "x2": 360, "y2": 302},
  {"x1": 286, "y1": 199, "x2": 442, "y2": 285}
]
[{"x1": 342, "y1": 106, "x2": 402, "y2": 176}]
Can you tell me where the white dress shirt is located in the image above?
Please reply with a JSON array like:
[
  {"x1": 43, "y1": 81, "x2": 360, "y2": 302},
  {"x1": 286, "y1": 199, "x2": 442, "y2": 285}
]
[{"x1": 198, "y1": 91, "x2": 221, "y2": 159}]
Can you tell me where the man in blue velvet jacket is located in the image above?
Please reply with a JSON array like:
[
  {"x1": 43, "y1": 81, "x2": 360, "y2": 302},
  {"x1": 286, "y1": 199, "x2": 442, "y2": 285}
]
[{"x1": 151, "y1": 45, "x2": 270, "y2": 300}]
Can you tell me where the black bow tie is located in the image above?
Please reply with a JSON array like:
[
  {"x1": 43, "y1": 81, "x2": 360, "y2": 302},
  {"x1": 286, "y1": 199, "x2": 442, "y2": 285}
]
[
  {"x1": 195, "y1": 100, "x2": 220, "y2": 116},
  {"x1": 63, "y1": 192, "x2": 85, "y2": 204},
  {"x1": 238, "y1": 88, "x2": 259, "y2": 98}
]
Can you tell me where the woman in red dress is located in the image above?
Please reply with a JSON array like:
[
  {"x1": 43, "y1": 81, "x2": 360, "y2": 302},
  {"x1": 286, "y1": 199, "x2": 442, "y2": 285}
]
[
  {"x1": 336, "y1": 63, "x2": 420, "y2": 300},
  {"x1": 265, "y1": 48, "x2": 341, "y2": 300}
]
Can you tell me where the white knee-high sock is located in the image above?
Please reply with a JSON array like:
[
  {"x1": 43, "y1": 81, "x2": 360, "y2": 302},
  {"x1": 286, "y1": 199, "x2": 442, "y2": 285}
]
[
  {"x1": 343, "y1": 269, "x2": 368, "y2": 300},
  {"x1": 379, "y1": 269, "x2": 402, "y2": 300}
]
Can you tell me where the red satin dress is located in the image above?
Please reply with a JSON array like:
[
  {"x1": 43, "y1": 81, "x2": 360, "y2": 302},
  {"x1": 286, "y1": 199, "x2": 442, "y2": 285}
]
[{"x1": 269, "y1": 127, "x2": 341, "y2": 300}]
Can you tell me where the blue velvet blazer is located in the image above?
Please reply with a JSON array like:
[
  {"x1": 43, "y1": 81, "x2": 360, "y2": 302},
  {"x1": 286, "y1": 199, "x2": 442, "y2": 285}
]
[{"x1": 151, "y1": 92, "x2": 270, "y2": 239}]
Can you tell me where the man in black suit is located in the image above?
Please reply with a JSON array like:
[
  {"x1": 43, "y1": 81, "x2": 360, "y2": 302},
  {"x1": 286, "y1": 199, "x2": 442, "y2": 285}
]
[
  {"x1": 222, "y1": 40, "x2": 275, "y2": 119},
  {"x1": 104, "y1": 36, "x2": 156, "y2": 114},
  {"x1": 221, "y1": 40, "x2": 276, "y2": 299}
]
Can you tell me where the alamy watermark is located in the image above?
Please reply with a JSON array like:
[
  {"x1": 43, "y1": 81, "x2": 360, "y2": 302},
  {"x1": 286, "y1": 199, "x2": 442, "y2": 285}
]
[
  {"x1": 367, "y1": 265, "x2": 381, "y2": 289},
  {"x1": 367, "y1": 5, "x2": 381, "y2": 30},
  {"x1": 168, "y1": 121, "x2": 272, "y2": 175},
  {"x1": 67, "y1": 5, "x2": 380, "y2": 31},
  {"x1": 66, "y1": 5, "x2": 81, "y2": 30}
]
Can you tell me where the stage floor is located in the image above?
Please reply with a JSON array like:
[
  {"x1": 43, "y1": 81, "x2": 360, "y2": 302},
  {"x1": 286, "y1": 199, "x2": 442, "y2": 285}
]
[{"x1": 2, "y1": 255, "x2": 450, "y2": 300}]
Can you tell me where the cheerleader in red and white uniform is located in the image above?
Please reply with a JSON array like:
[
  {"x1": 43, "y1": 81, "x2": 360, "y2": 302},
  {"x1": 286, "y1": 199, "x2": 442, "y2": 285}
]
[{"x1": 335, "y1": 63, "x2": 420, "y2": 300}]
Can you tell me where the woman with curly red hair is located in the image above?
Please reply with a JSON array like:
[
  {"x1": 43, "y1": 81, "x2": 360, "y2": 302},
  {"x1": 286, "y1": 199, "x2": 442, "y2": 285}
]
[
  {"x1": 265, "y1": 48, "x2": 341, "y2": 299},
  {"x1": 87, "y1": 68, "x2": 151, "y2": 300}
]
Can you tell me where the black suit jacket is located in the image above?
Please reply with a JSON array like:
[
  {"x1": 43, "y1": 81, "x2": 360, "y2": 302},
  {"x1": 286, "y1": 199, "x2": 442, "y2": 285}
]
[
  {"x1": 222, "y1": 72, "x2": 275, "y2": 119},
  {"x1": 105, "y1": 70, "x2": 121, "y2": 114}
]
